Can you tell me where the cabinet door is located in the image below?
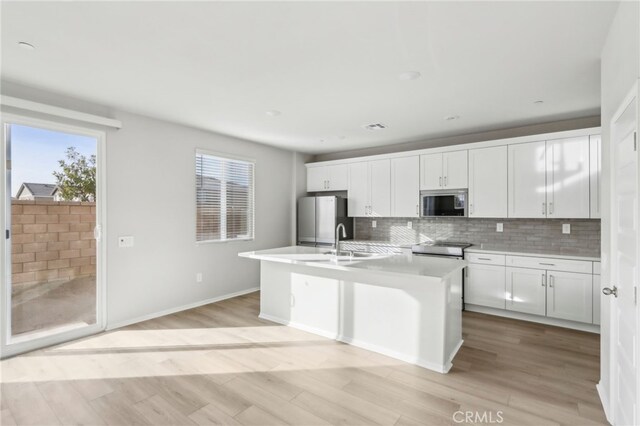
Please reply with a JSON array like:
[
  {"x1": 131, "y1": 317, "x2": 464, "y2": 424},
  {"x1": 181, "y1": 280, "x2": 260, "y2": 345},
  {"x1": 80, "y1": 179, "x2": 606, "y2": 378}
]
[
  {"x1": 593, "y1": 274, "x2": 601, "y2": 325},
  {"x1": 327, "y1": 164, "x2": 348, "y2": 191},
  {"x1": 590, "y1": 135, "x2": 602, "y2": 219},
  {"x1": 291, "y1": 273, "x2": 339, "y2": 335},
  {"x1": 307, "y1": 166, "x2": 327, "y2": 192},
  {"x1": 546, "y1": 271, "x2": 592, "y2": 323},
  {"x1": 443, "y1": 150, "x2": 468, "y2": 189},
  {"x1": 348, "y1": 162, "x2": 369, "y2": 217},
  {"x1": 546, "y1": 136, "x2": 590, "y2": 218},
  {"x1": 468, "y1": 146, "x2": 508, "y2": 217},
  {"x1": 506, "y1": 267, "x2": 547, "y2": 315},
  {"x1": 465, "y1": 264, "x2": 506, "y2": 309},
  {"x1": 391, "y1": 156, "x2": 420, "y2": 217},
  {"x1": 369, "y1": 159, "x2": 391, "y2": 217},
  {"x1": 508, "y1": 141, "x2": 547, "y2": 218},
  {"x1": 420, "y1": 153, "x2": 443, "y2": 190}
]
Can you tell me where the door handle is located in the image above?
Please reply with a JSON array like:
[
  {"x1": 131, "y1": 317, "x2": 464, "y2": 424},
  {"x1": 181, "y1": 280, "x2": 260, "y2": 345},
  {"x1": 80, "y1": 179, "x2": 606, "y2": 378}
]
[{"x1": 603, "y1": 286, "x2": 618, "y2": 297}]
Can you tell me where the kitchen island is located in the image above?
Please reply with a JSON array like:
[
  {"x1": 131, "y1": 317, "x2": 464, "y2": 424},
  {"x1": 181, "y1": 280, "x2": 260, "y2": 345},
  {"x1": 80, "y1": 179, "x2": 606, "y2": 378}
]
[{"x1": 239, "y1": 246, "x2": 467, "y2": 373}]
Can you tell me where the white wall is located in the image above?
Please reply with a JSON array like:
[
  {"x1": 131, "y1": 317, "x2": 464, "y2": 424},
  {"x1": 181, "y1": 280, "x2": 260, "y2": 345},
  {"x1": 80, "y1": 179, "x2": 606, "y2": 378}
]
[
  {"x1": 599, "y1": 0, "x2": 640, "y2": 417},
  {"x1": 1, "y1": 82, "x2": 298, "y2": 328}
]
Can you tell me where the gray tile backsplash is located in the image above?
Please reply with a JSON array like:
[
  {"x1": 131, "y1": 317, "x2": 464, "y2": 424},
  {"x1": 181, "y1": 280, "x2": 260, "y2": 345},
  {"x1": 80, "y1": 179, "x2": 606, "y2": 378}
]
[{"x1": 355, "y1": 218, "x2": 601, "y2": 256}]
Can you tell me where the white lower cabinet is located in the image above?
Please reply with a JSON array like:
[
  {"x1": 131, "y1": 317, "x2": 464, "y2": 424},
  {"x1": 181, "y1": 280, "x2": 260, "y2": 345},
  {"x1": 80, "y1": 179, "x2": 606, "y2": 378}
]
[
  {"x1": 546, "y1": 271, "x2": 592, "y2": 323},
  {"x1": 465, "y1": 264, "x2": 506, "y2": 309},
  {"x1": 593, "y1": 273, "x2": 601, "y2": 325},
  {"x1": 506, "y1": 267, "x2": 547, "y2": 316}
]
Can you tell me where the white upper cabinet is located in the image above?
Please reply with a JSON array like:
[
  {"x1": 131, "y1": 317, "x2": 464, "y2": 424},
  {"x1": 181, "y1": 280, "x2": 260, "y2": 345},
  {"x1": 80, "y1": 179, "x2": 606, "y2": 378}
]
[
  {"x1": 348, "y1": 160, "x2": 390, "y2": 217},
  {"x1": 347, "y1": 162, "x2": 369, "y2": 217},
  {"x1": 546, "y1": 271, "x2": 592, "y2": 323},
  {"x1": 468, "y1": 146, "x2": 508, "y2": 218},
  {"x1": 590, "y1": 135, "x2": 602, "y2": 218},
  {"x1": 508, "y1": 141, "x2": 547, "y2": 218},
  {"x1": 420, "y1": 153, "x2": 443, "y2": 190},
  {"x1": 369, "y1": 159, "x2": 391, "y2": 217},
  {"x1": 306, "y1": 164, "x2": 348, "y2": 192},
  {"x1": 443, "y1": 151, "x2": 468, "y2": 189},
  {"x1": 307, "y1": 166, "x2": 326, "y2": 192},
  {"x1": 546, "y1": 136, "x2": 590, "y2": 219},
  {"x1": 420, "y1": 151, "x2": 467, "y2": 190},
  {"x1": 391, "y1": 156, "x2": 420, "y2": 217}
]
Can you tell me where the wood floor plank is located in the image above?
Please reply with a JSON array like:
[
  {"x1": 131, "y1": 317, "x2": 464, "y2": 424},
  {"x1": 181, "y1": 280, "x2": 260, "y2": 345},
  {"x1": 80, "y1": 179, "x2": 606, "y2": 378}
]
[{"x1": 0, "y1": 291, "x2": 607, "y2": 426}]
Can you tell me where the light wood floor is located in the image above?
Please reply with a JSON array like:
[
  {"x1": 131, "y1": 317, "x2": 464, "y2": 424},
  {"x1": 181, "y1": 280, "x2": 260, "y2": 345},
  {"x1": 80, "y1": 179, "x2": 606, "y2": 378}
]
[{"x1": 1, "y1": 291, "x2": 607, "y2": 425}]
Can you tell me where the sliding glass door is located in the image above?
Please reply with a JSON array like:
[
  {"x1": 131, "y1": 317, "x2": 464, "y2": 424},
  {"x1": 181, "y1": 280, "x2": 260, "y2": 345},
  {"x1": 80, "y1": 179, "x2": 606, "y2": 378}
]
[{"x1": 1, "y1": 115, "x2": 105, "y2": 357}]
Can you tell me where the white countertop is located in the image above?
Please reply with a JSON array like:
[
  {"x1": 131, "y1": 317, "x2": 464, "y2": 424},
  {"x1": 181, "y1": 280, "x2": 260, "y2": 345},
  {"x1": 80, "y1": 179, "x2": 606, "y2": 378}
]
[
  {"x1": 466, "y1": 245, "x2": 601, "y2": 262},
  {"x1": 239, "y1": 246, "x2": 467, "y2": 279}
]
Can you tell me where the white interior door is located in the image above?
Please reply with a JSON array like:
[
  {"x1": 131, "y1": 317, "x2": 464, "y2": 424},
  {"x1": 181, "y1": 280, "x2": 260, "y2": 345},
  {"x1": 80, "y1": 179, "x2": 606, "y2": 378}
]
[{"x1": 608, "y1": 83, "x2": 638, "y2": 426}]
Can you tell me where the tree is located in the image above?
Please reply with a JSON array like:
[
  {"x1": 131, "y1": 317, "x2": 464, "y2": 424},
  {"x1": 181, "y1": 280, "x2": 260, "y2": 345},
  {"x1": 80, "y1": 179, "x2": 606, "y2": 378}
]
[{"x1": 53, "y1": 147, "x2": 96, "y2": 201}]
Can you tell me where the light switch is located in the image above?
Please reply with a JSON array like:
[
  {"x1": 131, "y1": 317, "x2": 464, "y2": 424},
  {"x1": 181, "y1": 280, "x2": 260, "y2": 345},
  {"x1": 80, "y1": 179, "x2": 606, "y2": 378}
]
[
  {"x1": 118, "y1": 236, "x2": 134, "y2": 248},
  {"x1": 372, "y1": 220, "x2": 377, "y2": 228},
  {"x1": 562, "y1": 224, "x2": 571, "y2": 234},
  {"x1": 496, "y1": 223, "x2": 503, "y2": 233}
]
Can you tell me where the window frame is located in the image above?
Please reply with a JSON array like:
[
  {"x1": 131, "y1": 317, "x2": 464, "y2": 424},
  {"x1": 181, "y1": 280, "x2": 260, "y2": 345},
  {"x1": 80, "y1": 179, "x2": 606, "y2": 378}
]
[{"x1": 195, "y1": 149, "x2": 255, "y2": 244}]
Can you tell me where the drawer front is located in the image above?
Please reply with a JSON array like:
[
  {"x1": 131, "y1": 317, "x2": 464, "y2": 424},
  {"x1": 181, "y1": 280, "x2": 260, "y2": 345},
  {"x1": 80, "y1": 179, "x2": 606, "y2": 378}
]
[
  {"x1": 593, "y1": 262, "x2": 601, "y2": 275},
  {"x1": 505, "y1": 255, "x2": 592, "y2": 274},
  {"x1": 466, "y1": 253, "x2": 506, "y2": 266}
]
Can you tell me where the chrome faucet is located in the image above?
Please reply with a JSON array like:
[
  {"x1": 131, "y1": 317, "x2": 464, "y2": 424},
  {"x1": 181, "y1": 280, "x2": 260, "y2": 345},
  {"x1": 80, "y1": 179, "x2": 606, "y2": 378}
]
[{"x1": 335, "y1": 223, "x2": 347, "y2": 254}]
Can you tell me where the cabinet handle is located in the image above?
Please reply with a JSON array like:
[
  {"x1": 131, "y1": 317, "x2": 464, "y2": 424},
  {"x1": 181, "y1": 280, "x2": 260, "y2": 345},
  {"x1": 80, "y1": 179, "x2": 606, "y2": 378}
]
[
  {"x1": 542, "y1": 202, "x2": 546, "y2": 215},
  {"x1": 470, "y1": 203, "x2": 474, "y2": 215},
  {"x1": 439, "y1": 177, "x2": 442, "y2": 187},
  {"x1": 444, "y1": 176, "x2": 447, "y2": 187},
  {"x1": 327, "y1": 180, "x2": 330, "y2": 189},
  {"x1": 416, "y1": 204, "x2": 419, "y2": 215},
  {"x1": 541, "y1": 274, "x2": 546, "y2": 287},
  {"x1": 539, "y1": 263, "x2": 555, "y2": 266},
  {"x1": 549, "y1": 274, "x2": 554, "y2": 288},
  {"x1": 549, "y1": 202, "x2": 553, "y2": 215},
  {"x1": 477, "y1": 257, "x2": 492, "y2": 261}
]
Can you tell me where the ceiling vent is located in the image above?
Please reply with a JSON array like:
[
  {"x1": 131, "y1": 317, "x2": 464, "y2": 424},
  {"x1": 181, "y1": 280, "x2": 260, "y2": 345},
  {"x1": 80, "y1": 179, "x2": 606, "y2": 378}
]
[{"x1": 363, "y1": 123, "x2": 387, "y2": 130}]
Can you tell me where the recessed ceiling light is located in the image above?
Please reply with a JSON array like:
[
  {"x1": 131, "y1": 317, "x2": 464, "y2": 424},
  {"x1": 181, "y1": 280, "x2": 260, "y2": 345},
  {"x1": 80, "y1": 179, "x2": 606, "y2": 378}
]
[
  {"x1": 398, "y1": 71, "x2": 421, "y2": 81},
  {"x1": 18, "y1": 41, "x2": 35, "y2": 50},
  {"x1": 363, "y1": 123, "x2": 387, "y2": 131},
  {"x1": 444, "y1": 115, "x2": 460, "y2": 121},
  {"x1": 533, "y1": 100, "x2": 544, "y2": 104},
  {"x1": 265, "y1": 110, "x2": 281, "y2": 117}
]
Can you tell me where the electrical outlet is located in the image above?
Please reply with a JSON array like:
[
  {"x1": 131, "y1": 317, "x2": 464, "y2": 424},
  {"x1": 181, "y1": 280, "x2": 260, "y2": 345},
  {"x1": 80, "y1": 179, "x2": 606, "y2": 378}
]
[
  {"x1": 196, "y1": 273, "x2": 203, "y2": 283},
  {"x1": 372, "y1": 220, "x2": 377, "y2": 228},
  {"x1": 496, "y1": 223, "x2": 503, "y2": 233},
  {"x1": 407, "y1": 221, "x2": 412, "y2": 229},
  {"x1": 562, "y1": 224, "x2": 571, "y2": 234},
  {"x1": 118, "y1": 236, "x2": 134, "y2": 248}
]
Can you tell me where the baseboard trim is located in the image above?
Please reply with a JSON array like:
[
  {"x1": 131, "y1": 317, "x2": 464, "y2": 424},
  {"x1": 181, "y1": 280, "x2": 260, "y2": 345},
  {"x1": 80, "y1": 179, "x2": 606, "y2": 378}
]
[
  {"x1": 596, "y1": 382, "x2": 612, "y2": 425},
  {"x1": 465, "y1": 304, "x2": 601, "y2": 333},
  {"x1": 107, "y1": 287, "x2": 259, "y2": 330},
  {"x1": 259, "y1": 312, "x2": 451, "y2": 373}
]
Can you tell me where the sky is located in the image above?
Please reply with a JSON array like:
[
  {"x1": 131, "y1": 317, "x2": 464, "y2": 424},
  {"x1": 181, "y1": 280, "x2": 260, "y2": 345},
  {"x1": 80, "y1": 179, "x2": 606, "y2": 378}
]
[{"x1": 10, "y1": 124, "x2": 97, "y2": 196}]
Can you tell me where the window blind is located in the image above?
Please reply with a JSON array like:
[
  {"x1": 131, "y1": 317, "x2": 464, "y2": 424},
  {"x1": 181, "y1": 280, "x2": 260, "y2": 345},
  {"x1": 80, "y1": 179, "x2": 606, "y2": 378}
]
[{"x1": 196, "y1": 151, "x2": 254, "y2": 242}]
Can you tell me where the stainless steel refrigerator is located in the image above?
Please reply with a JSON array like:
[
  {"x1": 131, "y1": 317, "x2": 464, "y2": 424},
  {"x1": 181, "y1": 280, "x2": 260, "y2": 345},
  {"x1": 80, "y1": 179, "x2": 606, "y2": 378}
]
[{"x1": 297, "y1": 196, "x2": 353, "y2": 247}]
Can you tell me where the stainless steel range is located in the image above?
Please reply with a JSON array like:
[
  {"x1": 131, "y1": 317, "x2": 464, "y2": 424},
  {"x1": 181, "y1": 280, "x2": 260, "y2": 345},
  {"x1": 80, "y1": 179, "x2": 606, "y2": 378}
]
[
  {"x1": 411, "y1": 241, "x2": 471, "y2": 259},
  {"x1": 412, "y1": 241, "x2": 471, "y2": 310}
]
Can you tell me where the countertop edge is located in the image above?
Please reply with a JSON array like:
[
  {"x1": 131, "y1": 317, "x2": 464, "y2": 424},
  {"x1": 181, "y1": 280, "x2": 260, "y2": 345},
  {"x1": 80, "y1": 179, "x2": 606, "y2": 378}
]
[{"x1": 465, "y1": 247, "x2": 601, "y2": 262}]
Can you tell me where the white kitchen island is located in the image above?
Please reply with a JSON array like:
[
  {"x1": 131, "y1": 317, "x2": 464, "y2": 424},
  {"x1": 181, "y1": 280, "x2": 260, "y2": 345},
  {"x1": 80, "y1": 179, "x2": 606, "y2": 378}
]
[{"x1": 239, "y1": 246, "x2": 467, "y2": 373}]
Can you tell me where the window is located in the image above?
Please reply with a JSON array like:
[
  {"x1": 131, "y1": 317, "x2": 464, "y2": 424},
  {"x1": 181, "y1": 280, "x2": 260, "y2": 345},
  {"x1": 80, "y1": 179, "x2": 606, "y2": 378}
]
[{"x1": 196, "y1": 150, "x2": 254, "y2": 242}]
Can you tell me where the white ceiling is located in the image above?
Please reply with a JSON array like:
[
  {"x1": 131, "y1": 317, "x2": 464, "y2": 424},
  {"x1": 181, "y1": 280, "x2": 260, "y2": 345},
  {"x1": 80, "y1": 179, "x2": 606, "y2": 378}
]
[{"x1": 1, "y1": 1, "x2": 617, "y2": 154}]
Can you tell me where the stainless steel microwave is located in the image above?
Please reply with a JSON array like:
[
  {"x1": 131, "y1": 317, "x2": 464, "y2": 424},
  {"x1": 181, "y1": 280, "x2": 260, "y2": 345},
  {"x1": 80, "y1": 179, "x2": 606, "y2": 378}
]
[{"x1": 420, "y1": 190, "x2": 468, "y2": 217}]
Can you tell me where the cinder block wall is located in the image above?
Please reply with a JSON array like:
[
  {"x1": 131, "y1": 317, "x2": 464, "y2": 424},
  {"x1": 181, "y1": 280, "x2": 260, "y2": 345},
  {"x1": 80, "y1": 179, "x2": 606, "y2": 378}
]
[{"x1": 11, "y1": 200, "x2": 96, "y2": 285}]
